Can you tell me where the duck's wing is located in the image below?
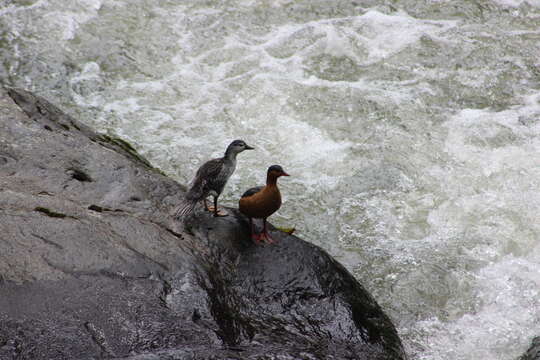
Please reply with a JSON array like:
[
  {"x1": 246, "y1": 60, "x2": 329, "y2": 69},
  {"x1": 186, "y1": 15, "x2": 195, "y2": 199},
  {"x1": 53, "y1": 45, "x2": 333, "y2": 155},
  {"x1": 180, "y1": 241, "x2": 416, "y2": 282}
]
[
  {"x1": 186, "y1": 158, "x2": 224, "y2": 200},
  {"x1": 195, "y1": 158, "x2": 224, "y2": 179},
  {"x1": 241, "y1": 186, "x2": 264, "y2": 198}
]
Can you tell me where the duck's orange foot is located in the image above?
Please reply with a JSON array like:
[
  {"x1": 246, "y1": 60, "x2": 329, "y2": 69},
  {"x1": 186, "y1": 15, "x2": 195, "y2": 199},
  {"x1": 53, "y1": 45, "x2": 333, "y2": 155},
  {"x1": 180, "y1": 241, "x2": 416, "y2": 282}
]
[
  {"x1": 212, "y1": 208, "x2": 229, "y2": 217},
  {"x1": 208, "y1": 206, "x2": 228, "y2": 217},
  {"x1": 251, "y1": 232, "x2": 277, "y2": 244},
  {"x1": 261, "y1": 232, "x2": 276, "y2": 244},
  {"x1": 251, "y1": 233, "x2": 264, "y2": 244}
]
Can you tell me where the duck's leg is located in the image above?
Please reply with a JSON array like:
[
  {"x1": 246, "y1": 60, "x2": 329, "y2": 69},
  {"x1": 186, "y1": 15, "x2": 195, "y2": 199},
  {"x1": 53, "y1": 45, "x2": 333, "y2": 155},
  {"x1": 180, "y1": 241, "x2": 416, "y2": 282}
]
[
  {"x1": 212, "y1": 195, "x2": 228, "y2": 217},
  {"x1": 203, "y1": 198, "x2": 211, "y2": 211},
  {"x1": 261, "y1": 218, "x2": 275, "y2": 244},
  {"x1": 250, "y1": 218, "x2": 262, "y2": 243}
]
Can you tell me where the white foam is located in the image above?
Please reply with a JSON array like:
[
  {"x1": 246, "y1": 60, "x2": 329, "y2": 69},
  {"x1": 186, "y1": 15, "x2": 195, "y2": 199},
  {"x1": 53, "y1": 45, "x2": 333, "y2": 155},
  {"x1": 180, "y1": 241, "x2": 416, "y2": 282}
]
[
  {"x1": 412, "y1": 254, "x2": 540, "y2": 360},
  {"x1": 0, "y1": 0, "x2": 47, "y2": 16},
  {"x1": 443, "y1": 93, "x2": 540, "y2": 174},
  {"x1": 491, "y1": 0, "x2": 540, "y2": 7},
  {"x1": 80, "y1": 0, "x2": 103, "y2": 11},
  {"x1": 352, "y1": 10, "x2": 457, "y2": 63},
  {"x1": 103, "y1": 97, "x2": 142, "y2": 115}
]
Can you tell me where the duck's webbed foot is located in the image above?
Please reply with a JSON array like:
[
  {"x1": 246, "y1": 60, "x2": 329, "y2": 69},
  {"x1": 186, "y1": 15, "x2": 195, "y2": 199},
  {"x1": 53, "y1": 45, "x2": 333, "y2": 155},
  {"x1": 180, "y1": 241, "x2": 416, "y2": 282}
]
[
  {"x1": 260, "y1": 219, "x2": 276, "y2": 244},
  {"x1": 203, "y1": 198, "x2": 211, "y2": 212},
  {"x1": 210, "y1": 196, "x2": 228, "y2": 217},
  {"x1": 261, "y1": 232, "x2": 275, "y2": 244},
  {"x1": 212, "y1": 208, "x2": 228, "y2": 217},
  {"x1": 251, "y1": 233, "x2": 264, "y2": 243},
  {"x1": 251, "y1": 231, "x2": 275, "y2": 244},
  {"x1": 204, "y1": 197, "x2": 228, "y2": 216}
]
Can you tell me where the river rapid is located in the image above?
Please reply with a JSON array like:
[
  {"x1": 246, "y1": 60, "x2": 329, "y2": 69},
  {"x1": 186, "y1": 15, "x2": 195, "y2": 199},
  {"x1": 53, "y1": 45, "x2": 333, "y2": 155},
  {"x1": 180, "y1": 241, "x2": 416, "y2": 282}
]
[{"x1": 1, "y1": 1, "x2": 540, "y2": 359}]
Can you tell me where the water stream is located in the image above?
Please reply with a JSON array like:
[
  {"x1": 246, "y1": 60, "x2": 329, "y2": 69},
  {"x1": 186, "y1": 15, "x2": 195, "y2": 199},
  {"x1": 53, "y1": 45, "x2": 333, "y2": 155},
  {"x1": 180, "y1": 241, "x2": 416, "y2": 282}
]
[{"x1": 1, "y1": 0, "x2": 539, "y2": 358}]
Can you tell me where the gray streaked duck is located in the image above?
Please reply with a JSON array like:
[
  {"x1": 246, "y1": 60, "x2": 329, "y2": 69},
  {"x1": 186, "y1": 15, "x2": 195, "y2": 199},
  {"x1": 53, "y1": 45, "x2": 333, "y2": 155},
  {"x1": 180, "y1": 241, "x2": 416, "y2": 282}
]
[{"x1": 175, "y1": 139, "x2": 254, "y2": 218}]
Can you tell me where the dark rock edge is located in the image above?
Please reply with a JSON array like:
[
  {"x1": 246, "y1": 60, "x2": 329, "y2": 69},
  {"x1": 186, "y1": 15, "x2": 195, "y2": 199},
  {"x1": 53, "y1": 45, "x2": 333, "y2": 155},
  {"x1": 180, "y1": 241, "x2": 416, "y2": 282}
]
[{"x1": 521, "y1": 337, "x2": 540, "y2": 360}]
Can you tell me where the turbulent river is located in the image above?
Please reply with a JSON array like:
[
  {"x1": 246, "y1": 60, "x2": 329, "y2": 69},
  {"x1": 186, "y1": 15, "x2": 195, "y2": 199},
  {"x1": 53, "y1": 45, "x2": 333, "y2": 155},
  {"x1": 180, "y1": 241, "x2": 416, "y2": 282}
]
[{"x1": 2, "y1": 0, "x2": 540, "y2": 358}]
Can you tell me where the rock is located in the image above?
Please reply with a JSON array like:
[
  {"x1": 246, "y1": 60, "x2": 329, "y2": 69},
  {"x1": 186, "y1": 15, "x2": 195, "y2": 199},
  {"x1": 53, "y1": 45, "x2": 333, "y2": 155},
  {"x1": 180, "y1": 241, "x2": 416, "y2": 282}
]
[
  {"x1": 0, "y1": 87, "x2": 407, "y2": 359},
  {"x1": 521, "y1": 337, "x2": 540, "y2": 360}
]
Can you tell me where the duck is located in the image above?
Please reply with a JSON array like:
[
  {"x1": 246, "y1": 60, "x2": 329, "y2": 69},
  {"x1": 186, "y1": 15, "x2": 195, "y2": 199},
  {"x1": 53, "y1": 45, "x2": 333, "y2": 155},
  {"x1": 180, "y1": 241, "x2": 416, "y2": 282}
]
[
  {"x1": 239, "y1": 165, "x2": 289, "y2": 243},
  {"x1": 175, "y1": 139, "x2": 254, "y2": 218}
]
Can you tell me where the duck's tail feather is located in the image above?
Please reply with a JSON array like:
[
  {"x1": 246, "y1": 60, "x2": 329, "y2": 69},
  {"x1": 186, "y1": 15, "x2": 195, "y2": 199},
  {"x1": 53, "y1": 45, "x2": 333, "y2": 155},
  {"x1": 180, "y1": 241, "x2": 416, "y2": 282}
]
[{"x1": 174, "y1": 199, "x2": 198, "y2": 218}]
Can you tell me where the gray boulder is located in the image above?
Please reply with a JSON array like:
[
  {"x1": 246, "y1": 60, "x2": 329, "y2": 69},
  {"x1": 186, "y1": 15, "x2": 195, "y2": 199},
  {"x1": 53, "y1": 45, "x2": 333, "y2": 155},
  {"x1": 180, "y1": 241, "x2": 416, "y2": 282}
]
[{"x1": 0, "y1": 87, "x2": 406, "y2": 359}]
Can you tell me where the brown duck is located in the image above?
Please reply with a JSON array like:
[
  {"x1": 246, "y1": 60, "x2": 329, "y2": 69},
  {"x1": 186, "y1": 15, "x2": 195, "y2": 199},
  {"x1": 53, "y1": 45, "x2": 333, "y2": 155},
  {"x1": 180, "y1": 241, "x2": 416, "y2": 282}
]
[{"x1": 239, "y1": 165, "x2": 289, "y2": 243}]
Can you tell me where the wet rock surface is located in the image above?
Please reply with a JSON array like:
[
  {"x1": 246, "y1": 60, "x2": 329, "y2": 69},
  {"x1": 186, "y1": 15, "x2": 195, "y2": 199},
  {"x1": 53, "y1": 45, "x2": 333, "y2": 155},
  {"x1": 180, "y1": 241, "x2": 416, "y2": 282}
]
[
  {"x1": 521, "y1": 337, "x2": 540, "y2": 360},
  {"x1": 0, "y1": 87, "x2": 406, "y2": 359}
]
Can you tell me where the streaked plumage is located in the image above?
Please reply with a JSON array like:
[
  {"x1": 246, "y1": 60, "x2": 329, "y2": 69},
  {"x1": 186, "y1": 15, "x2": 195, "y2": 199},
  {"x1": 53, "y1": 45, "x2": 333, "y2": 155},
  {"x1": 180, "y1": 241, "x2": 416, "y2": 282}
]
[
  {"x1": 175, "y1": 140, "x2": 254, "y2": 218},
  {"x1": 239, "y1": 165, "x2": 289, "y2": 243}
]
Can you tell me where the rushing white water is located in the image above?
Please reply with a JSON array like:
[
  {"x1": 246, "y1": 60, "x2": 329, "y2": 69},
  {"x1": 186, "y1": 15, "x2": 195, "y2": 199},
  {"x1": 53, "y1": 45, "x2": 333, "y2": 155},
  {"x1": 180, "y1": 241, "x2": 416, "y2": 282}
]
[{"x1": 2, "y1": 1, "x2": 540, "y2": 358}]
